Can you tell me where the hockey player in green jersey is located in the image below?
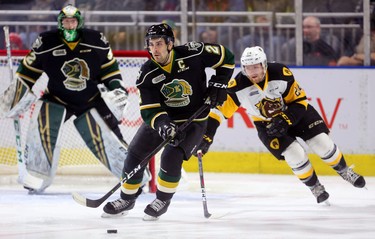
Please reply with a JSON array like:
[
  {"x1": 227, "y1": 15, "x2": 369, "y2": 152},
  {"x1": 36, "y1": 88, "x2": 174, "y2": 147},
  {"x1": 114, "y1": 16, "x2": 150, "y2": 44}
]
[
  {"x1": 0, "y1": 5, "x2": 130, "y2": 193},
  {"x1": 102, "y1": 23, "x2": 235, "y2": 220},
  {"x1": 197, "y1": 46, "x2": 366, "y2": 204}
]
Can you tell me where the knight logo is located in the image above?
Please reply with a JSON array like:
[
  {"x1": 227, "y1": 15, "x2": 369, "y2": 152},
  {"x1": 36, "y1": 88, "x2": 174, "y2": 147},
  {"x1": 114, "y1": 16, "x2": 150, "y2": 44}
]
[
  {"x1": 53, "y1": 49, "x2": 67, "y2": 56},
  {"x1": 186, "y1": 41, "x2": 201, "y2": 51},
  {"x1": 152, "y1": 74, "x2": 166, "y2": 84},
  {"x1": 61, "y1": 58, "x2": 90, "y2": 91},
  {"x1": 161, "y1": 79, "x2": 192, "y2": 107}
]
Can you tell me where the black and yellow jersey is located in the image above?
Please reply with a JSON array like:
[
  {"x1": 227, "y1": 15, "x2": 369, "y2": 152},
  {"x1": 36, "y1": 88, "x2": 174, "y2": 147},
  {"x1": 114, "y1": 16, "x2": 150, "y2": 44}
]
[
  {"x1": 136, "y1": 41, "x2": 235, "y2": 129},
  {"x1": 16, "y1": 28, "x2": 122, "y2": 108},
  {"x1": 213, "y1": 62, "x2": 308, "y2": 123}
]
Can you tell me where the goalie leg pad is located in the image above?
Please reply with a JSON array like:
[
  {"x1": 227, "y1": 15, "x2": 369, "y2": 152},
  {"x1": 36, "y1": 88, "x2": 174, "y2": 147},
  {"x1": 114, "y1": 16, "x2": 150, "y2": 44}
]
[
  {"x1": 23, "y1": 100, "x2": 66, "y2": 191},
  {"x1": 74, "y1": 108, "x2": 127, "y2": 178},
  {"x1": 0, "y1": 77, "x2": 36, "y2": 118}
]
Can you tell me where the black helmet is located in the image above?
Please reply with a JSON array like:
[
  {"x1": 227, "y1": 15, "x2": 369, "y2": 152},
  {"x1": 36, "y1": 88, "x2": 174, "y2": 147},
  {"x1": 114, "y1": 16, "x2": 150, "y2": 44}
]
[{"x1": 144, "y1": 23, "x2": 175, "y2": 48}]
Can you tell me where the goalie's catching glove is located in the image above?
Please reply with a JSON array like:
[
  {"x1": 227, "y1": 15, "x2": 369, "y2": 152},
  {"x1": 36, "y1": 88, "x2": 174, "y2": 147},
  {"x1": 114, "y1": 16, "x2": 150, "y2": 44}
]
[
  {"x1": 266, "y1": 112, "x2": 293, "y2": 137},
  {"x1": 207, "y1": 75, "x2": 228, "y2": 107},
  {"x1": 97, "y1": 83, "x2": 128, "y2": 121}
]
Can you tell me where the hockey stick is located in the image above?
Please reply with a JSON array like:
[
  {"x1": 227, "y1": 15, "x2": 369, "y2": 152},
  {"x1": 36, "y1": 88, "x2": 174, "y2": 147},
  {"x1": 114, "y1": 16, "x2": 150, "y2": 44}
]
[
  {"x1": 72, "y1": 103, "x2": 210, "y2": 208},
  {"x1": 197, "y1": 150, "x2": 212, "y2": 218},
  {"x1": 3, "y1": 26, "x2": 26, "y2": 183}
]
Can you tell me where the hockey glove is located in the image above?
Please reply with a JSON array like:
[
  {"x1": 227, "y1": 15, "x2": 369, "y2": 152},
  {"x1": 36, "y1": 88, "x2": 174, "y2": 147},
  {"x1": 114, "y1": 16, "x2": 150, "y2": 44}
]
[
  {"x1": 97, "y1": 83, "x2": 129, "y2": 121},
  {"x1": 207, "y1": 75, "x2": 228, "y2": 107},
  {"x1": 266, "y1": 112, "x2": 293, "y2": 137},
  {"x1": 157, "y1": 119, "x2": 185, "y2": 147},
  {"x1": 194, "y1": 115, "x2": 220, "y2": 156}
]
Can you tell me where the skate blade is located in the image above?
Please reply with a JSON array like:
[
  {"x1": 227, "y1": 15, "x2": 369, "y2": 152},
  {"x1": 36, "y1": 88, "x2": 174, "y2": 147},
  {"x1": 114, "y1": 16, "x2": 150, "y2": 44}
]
[
  {"x1": 101, "y1": 211, "x2": 129, "y2": 218},
  {"x1": 143, "y1": 214, "x2": 159, "y2": 221}
]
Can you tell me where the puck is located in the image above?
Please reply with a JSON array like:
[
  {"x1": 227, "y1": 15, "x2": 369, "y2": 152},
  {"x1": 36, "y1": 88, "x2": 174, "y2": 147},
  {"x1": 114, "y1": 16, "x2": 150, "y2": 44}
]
[{"x1": 107, "y1": 229, "x2": 117, "y2": 234}]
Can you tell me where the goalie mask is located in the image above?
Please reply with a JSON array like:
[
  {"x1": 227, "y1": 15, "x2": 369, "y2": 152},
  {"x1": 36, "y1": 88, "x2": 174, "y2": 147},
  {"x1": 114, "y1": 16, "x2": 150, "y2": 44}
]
[
  {"x1": 240, "y1": 46, "x2": 268, "y2": 79},
  {"x1": 58, "y1": 5, "x2": 84, "y2": 42},
  {"x1": 144, "y1": 23, "x2": 175, "y2": 51}
]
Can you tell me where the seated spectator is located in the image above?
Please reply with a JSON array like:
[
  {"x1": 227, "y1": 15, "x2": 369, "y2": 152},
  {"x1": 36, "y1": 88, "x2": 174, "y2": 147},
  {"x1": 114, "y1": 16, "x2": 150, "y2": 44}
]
[
  {"x1": 235, "y1": 14, "x2": 286, "y2": 61},
  {"x1": 196, "y1": 0, "x2": 246, "y2": 45},
  {"x1": 337, "y1": 16, "x2": 375, "y2": 66},
  {"x1": 281, "y1": 16, "x2": 339, "y2": 66}
]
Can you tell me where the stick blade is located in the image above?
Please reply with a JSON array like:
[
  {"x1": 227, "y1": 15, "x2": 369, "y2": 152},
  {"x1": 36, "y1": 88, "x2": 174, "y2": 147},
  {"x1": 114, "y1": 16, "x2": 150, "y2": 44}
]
[{"x1": 71, "y1": 192, "x2": 89, "y2": 207}]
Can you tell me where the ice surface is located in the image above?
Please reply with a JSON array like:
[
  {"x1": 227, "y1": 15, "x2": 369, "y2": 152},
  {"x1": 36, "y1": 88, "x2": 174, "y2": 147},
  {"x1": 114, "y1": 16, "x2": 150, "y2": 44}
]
[{"x1": 1, "y1": 173, "x2": 374, "y2": 239}]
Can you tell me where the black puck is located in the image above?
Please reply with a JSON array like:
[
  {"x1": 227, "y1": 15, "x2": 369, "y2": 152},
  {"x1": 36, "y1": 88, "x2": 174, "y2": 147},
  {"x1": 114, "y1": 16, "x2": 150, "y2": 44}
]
[{"x1": 107, "y1": 229, "x2": 117, "y2": 234}]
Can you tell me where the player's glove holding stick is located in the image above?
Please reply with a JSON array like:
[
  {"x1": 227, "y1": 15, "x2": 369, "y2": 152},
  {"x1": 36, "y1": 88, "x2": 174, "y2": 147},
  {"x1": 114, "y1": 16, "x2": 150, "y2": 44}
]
[
  {"x1": 266, "y1": 112, "x2": 293, "y2": 137},
  {"x1": 156, "y1": 117, "x2": 185, "y2": 147},
  {"x1": 207, "y1": 75, "x2": 228, "y2": 107}
]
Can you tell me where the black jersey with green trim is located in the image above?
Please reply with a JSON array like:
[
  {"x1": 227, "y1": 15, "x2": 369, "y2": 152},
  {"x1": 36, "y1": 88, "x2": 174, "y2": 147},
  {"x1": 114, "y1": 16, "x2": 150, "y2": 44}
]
[
  {"x1": 227, "y1": 62, "x2": 308, "y2": 121},
  {"x1": 16, "y1": 28, "x2": 122, "y2": 108},
  {"x1": 136, "y1": 41, "x2": 235, "y2": 127}
]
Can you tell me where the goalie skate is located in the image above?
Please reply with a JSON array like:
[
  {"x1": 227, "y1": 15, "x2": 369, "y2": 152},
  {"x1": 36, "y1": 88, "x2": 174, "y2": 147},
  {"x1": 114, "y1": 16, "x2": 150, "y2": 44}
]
[{"x1": 143, "y1": 199, "x2": 171, "y2": 221}]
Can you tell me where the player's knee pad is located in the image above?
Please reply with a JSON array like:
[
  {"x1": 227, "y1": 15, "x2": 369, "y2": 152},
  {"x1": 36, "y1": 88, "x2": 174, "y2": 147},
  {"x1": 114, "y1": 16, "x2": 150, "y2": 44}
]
[
  {"x1": 306, "y1": 133, "x2": 341, "y2": 165},
  {"x1": 281, "y1": 141, "x2": 313, "y2": 180},
  {"x1": 74, "y1": 108, "x2": 127, "y2": 178},
  {"x1": 23, "y1": 100, "x2": 66, "y2": 192}
]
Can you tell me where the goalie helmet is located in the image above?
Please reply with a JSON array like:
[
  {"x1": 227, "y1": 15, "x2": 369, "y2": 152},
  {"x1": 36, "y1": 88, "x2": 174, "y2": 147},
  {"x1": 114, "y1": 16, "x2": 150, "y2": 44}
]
[
  {"x1": 144, "y1": 23, "x2": 175, "y2": 49},
  {"x1": 57, "y1": 5, "x2": 84, "y2": 42},
  {"x1": 240, "y1": 46, "x2": 268, "y2": 76}
]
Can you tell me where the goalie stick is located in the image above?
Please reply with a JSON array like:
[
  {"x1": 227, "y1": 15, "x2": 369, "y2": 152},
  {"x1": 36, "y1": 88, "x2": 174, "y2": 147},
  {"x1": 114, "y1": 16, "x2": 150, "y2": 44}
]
[
  {"x1": 3, "y1": 26, "x2": 26, "y2": 183},
  {"x1": 197, "y1": 150, "x2": 212, "y2": 218},
  {"x1": 72, "y1": 103, "x2": 210, "y2": 208}
]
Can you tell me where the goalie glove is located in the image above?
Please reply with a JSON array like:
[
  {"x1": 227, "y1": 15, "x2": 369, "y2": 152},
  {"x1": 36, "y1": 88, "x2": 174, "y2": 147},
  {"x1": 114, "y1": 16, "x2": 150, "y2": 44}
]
[
  {"x1": 0, "y1": 78, "x2": 37, "y2": 118},
  {"x1": 97, "y1": 83, "x2": 129, "y2": 121}
]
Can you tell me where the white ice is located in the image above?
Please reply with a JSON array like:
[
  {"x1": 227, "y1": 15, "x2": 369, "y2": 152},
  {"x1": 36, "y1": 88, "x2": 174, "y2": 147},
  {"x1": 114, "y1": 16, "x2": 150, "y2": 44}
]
[{"x1": 1, "y1": 173, "x2": 374, "y2": 239}]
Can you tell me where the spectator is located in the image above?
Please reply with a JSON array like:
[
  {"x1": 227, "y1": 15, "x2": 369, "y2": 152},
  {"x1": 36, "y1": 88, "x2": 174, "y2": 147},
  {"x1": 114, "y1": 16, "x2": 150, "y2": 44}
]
[
  {"x1": 196, "y1": 0, "x2": 246, "y2": 45},
  {"x1": 281, "y1": 16, "x2": 339, "y2": 66},
  {"x1": 337, "y1": 16, "x2": 375, "y2": 66},
  {"x1": 235, "y1": 0, "x2": 294, "y2": 61},
  {"x1": 91, "y1": 0, "x2": 146, "y2": 50}
]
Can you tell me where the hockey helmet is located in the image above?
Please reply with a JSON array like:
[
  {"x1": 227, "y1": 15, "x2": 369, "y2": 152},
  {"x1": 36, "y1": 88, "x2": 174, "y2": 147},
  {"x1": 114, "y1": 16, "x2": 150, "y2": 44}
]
[
  {"x1": 57, "y1": 5, "x2": 84, "y2": 41},
  {"x1": 144, "y1": 23, "x2": 175, "y2": 48},
  {"x1": 240, "y1": 46, "x2": 268, "y2": 76}
]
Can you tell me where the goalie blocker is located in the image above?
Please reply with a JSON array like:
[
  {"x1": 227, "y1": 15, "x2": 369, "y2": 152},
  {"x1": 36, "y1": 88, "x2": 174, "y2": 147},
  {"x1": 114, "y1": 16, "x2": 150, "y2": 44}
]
[{"x1": 23, "y1": 100, "x2": 128, "y2": 192}]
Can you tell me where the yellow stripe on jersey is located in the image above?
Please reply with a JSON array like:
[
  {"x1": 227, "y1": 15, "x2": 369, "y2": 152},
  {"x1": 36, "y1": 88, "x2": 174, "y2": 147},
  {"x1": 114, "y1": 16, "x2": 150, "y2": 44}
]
[
  {"x1": 283, "y1": 81, "x2": 308, "y2": 108},
  {"x1": 217, "y1": 95, "x2": 239, "y2": 119}
]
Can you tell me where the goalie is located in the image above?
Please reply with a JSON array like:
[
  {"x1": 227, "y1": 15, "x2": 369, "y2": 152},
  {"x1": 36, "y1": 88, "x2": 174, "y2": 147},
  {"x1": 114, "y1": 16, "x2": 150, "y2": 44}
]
[{"x1": 0, "y1": 5, "x2": 132, "y2": 193}]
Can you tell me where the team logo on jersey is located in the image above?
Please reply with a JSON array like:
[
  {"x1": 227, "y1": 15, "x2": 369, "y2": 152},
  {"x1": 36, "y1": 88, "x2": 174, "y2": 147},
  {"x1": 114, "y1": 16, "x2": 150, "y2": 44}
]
[
  {"x1": 282, "y1": 67, "x2": 293, "y2": 76},
  {"x1": 100, "y1": 33, "x2": 109, "y2": 45},
  {"x1": 228, "y1": 79, "x2": 237, "y2": 88},
  {"x1": 186, "y1": 41, "x2": 201, "y2": 51},
  {"x1": 161, "y1": 79, "x2": 192, "y2": 107},
  {"x1": 61, "y1": 58, "x2": 90, "y2": 91},
  {"x1": 32, "y1": 36, "x2": 43, "y2": 49},
  {"x1": 53, "y1": 49, "x2": 67, "y2": 56},
  {"x1": 270, "y1": 138, "x2": 280, "y2": 150},
  {"x1": 152, "y1": 74, "x2": 166, "y2": 84},
  {"x1": 256, "y1": 97, "x2": 283, "y2": 118}
]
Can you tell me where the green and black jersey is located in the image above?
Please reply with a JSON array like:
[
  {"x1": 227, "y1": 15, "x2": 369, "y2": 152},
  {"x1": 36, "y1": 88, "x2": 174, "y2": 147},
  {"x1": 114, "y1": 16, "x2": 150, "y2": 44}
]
[
  {"x1": 16, "y1": 28, "x2": 122, "y2": 108},
  {"x1": 136, "y1": 41, "x2": 235, "y2": 129}
]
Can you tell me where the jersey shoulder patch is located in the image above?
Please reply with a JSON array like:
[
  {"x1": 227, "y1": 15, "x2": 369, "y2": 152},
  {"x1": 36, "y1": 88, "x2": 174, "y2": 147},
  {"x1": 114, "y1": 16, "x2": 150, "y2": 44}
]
[{"x1": 228, "y1": 78, "x2": 237, "y2": 89}]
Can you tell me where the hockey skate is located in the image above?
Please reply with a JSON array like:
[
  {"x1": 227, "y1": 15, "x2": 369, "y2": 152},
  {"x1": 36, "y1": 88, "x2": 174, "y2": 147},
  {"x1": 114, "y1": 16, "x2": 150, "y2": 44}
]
[
  {"x1": 310, "y1": 182, "x2": 330, "y2": 204},
  {"x1": 143, "y1": 198, "x2": 171, "y2": 221},
  {"x1": 338, "y1": 165, "x2": 366, "y2": 188},
  {"x1": 102, "y1": 189, "x2": 141, "y2": 218}
]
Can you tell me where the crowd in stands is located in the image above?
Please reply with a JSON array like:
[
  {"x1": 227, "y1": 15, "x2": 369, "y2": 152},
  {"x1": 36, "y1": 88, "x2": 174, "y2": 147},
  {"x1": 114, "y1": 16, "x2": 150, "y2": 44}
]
[{"x1": 0, "y1": 0, "x2": 374, "y2": 66}]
